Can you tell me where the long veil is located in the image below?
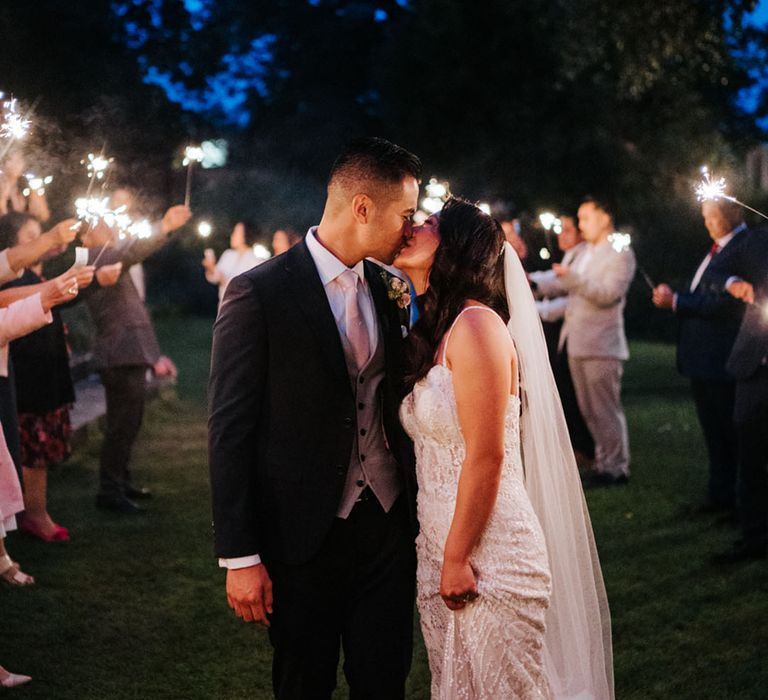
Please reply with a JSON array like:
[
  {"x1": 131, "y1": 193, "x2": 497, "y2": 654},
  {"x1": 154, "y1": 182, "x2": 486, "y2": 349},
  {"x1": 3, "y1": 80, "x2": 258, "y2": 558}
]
[{"x1": 503, "y1": 242, "x2": 614, "y2": 700}]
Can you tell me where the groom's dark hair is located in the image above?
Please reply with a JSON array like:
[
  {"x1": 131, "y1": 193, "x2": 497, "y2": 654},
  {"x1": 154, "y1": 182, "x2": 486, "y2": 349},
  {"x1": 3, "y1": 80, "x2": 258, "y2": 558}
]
[{"x1": 328, "y1": 137, "x2": 422, "y2": 201}]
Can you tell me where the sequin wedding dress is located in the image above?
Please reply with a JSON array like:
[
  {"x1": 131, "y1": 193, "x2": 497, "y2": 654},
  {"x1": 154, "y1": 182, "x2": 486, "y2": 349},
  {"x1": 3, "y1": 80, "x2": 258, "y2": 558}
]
[
  {"x1": 399, "y1": 242, "x2": 614, "y2": 700},
  {"x1": 401, "y1": 307, "x2": 554, "y2": 699}
]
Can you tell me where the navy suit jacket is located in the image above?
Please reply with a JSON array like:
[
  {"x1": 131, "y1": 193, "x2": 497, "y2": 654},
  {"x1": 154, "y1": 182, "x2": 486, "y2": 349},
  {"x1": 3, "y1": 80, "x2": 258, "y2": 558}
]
[
  {"x1": 208, "y1": 240, "x2": 417, "y2": 566},
  {"x1": 674, "y1": 231, "x2": 749, "y2": 380},
  {"x1": 705, "y1": 228, "x2": 768, "y2": 381}
]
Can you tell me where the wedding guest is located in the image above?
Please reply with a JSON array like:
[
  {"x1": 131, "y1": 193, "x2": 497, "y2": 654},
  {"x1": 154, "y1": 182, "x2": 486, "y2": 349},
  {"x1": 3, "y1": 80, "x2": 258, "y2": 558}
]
[
  {"x1": 0, "y1": 150, "x2": 50, "y2": 222},
  {"x1": 652, "y1": 200, "x2": 748, "y2": 515},
  {"x1": 710, "y1": 230, "x2": 768, "y2": 562},
  {"x1": 529, "y1": 215, "x2": 594, "y2": 466},
  {"x1": 0, "y1": 212, "x2": 121, "y2": 541},
  {"x1": 500, "y1": 219, "x2": 528, "y2": 263},
  {"x1": 81, "y1": 205, "x2": 191, "y2": 514},
  {"x1": 551, "y1": 197, "x2": 636, "y2": 487},
  {"x1": 111, "y1": 187, "x2": 147, "y2": 300},
  {"x1": 1, "y1": 267, "x2": 86, "y2": 587},
  {"x1": 271, "y1": 227, "x2": 302, "y2": 256},
  {"x1": 202, "y1": 221, "x2": 261, "y2": 303},
  {"x1": 0, "y1": 217, "x2": 80, "y2": 481}
]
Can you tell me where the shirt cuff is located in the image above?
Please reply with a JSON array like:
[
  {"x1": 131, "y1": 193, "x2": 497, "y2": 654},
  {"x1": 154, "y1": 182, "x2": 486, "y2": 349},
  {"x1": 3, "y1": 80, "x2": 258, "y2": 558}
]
[
  {"x1": 218, "y1": 554, "x2": 261, "y2": 569},
  {"x1": 672, "y1": 293, "x2": 678, "y2": 312}
]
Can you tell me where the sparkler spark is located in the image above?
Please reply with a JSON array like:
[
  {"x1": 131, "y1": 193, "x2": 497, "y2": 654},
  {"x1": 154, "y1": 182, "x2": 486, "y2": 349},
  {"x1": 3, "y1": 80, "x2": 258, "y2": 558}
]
[
  {"x1": 197, "y1": 221, "x2": 212, "y2": 238},
  {"x1": 608, "y1": 232, "x2": 632, "y2": 254},
  {"x1": 695, "y1": 166, "x2": 729, "y2": 203},
  {"x1": 183, "y1": 146, "x2": 205, "y2": 166},
  {"x1": 82, "y1": 152, "x2": 114, "y2": 181},
  {"x1": 0, "y1": 98, "x2": 31, "y2": 140},
  {"x1": 22, "y1": 173, "x2": 53, "y2": 197}
]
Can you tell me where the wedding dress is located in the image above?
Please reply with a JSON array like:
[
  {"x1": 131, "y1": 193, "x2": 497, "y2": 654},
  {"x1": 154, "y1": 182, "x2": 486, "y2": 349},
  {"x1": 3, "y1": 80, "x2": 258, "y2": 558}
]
[
  {"x1": 401, "y1": 307, "x2": 553, "y2": 699},
  {"x1": 400, "y1": 243, "x2": 614, "y2": 700}
]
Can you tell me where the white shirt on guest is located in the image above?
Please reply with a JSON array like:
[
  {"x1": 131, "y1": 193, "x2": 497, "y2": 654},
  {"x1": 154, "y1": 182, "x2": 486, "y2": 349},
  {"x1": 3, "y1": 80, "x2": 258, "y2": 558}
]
[
  {"x1": 211, "y1": 248, "x2": 262, "y2": 302},
  {"x1": 218, "y1": 226, "x2": 378, "y2": 570}
]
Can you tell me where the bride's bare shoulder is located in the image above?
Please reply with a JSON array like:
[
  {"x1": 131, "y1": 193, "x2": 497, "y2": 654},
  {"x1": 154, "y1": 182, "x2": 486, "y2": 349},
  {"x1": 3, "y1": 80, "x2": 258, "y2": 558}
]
[{"x1": 446, "y1": 304, "x2": 515, "y2": 370}]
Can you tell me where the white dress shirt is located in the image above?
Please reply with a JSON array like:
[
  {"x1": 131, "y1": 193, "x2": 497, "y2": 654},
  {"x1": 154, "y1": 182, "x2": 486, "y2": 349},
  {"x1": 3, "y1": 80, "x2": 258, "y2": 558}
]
[{"x1": 219, "y1": 228, "x2": 378, "y2": 570}]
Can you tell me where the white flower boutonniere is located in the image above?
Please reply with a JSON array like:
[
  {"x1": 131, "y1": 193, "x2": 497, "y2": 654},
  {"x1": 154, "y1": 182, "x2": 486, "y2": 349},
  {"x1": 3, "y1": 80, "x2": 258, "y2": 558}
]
[{"x1": 381, "y1": 272, "x2": 411, "y2": 309}]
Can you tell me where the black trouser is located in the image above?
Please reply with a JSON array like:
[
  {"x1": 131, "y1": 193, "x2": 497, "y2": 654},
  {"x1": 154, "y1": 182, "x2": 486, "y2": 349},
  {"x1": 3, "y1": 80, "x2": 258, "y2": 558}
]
[
  {"x1": 734, "y1": 367, "x2": 768, "y2": 547},
  {"x1": 98, "y1": 366, "x2": 147, "y2": 498},
  {"x1": 689, "y1": 377, "x2": 739, "y2": 508},
  {"x1": 267, "y1": 494, "x2": 416, "y2": 700}
]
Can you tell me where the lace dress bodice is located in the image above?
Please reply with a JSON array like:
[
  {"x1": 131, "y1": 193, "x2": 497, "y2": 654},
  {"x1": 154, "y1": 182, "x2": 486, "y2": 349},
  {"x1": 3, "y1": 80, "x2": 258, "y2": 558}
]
[{"x1": 400, "y1": 307, "x2": 553, "y2": 699}]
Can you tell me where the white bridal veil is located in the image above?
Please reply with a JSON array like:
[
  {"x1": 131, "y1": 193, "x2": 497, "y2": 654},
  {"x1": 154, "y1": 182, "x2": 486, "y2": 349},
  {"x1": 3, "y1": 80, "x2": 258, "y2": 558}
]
[{"x1": 503, "y1": 242, "x2": 614, "y2": 700}]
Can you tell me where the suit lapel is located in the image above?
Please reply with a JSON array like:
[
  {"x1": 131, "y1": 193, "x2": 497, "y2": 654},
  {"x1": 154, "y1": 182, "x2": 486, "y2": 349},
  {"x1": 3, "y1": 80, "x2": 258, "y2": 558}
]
[{"x1": 284, "y1": 241, "x2": 351, "y2": 388}]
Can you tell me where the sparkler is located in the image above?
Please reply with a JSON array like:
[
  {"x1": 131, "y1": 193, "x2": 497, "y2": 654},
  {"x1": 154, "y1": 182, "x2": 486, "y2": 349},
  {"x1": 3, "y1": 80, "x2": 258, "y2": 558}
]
[
  {"x1": 608, "y1": 232, "x2": 655, "y2": 291},
  {"x1": 82, "y1": 152, "x2": 113, "y2": 182},
  {"x1": 421, "y1": 177, "x2": 450, "y2": 215},
  {"x1": 538, "y1": 212, "x2": 563, "y2": 256},
  {"x1": 197, "y1": 221, "x2": 212, "y2": 238},
  {"x1": 22, "y1": 172, "x2": 53, "y2": 197},
  {"x1": 695, "y1": 165, "x2": 768, "y2": 222},
  {"x1": 253, "y1": 243, "x2": 272, "y2": 260},
  {"x1": 183, "y1": 145, "x2": 205, "y2": 207},
  {"x1": 0, "y1": 97, "x2": 31, "y2": 141}
]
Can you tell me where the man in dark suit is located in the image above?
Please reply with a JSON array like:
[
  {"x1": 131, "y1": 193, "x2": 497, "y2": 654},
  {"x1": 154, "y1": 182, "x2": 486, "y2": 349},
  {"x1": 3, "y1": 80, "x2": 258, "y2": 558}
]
[
  {"x1": 81, "y1": 204, "x2": 191, "y2": 513},
  {"x1": 208, "y1": 137, "x2": 420, "y2": 699},
  {"x1": 652, "y1": 200, "x2": 748, "y2": 513},
  {"x1": 712, "y1": 226, "x2": 768, "y2": 562}
]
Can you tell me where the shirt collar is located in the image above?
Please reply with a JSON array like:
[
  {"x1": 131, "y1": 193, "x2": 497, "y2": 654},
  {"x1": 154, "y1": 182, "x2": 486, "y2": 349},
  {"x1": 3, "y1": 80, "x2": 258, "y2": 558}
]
[
  {"x1": 305, "y1": 227, "x2": 367, "y2": 287},
  {"x1": 716, "y1": 222, "x2": 747, "y2": 250}
]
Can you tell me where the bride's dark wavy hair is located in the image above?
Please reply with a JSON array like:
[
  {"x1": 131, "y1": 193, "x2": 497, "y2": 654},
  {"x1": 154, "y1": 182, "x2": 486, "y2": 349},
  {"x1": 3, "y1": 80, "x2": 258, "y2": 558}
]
[{"x1": 404, "y1": 197, "x2": 509, "y2": 393}]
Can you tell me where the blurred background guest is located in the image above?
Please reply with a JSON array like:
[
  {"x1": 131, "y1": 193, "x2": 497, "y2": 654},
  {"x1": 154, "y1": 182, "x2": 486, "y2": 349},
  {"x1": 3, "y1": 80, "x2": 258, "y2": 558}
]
[
  {"x1": 529, "y1": 215, "x2": 594, "y2": 467},
  {"x1": 0, "y1": 212, "x2": 120, "y2": 542},
  {"x1": 652, "y1": 199, "x2": 748, "y2": 516},
  {"x1": 1, "y1": 263, "x2": 87, "y2": 586},
  {"x1": 711, "y1": 231, "x2": 768, "y2": 562},
  {"x1": 202, "y1": 220, "x2": 261, "y2": 303},
  {"x1": 82, "y1": 205, "x2": 190, "y2": 514},
  {"x1": 0, "y1": 150, "x2": 50, "y2": 223},
  {"x1": 500, "y1": 218, "x2": 529, "y2": 266},
  {"x1": 552, "y1": 197, "x2": 636, "y2": 487},
  {"x1": 271, "y1": 227, "x2": 302, "y2": 256},
  {"x1": 110, "y1": 187, "x2": 147, "y2": 301}
]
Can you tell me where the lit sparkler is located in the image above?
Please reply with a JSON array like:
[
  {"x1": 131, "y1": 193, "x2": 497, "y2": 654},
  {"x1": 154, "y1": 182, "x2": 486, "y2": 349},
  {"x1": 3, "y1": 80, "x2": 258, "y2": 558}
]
[
  {"x1": 197, "y1": 221, "x2": 212, "y2": 238},
  {"x1": 608, "y1": 232, "x2": 655, "y2": 290},
  {"x1": 695, "y1": 165, "x2": 768, "y2": 222},
  {"x1": 22, "y1": 172, "x2": 53, "y2": 197},
  {"x1": 0, "y1": 97, "x2": 31, "y2": 141},
  {"x1": 538, "y1": 212, "x2": 562, "y2": 256},
  {"x1": 253, "y1": 243, "x2": 272, "y2": 260},
  {"x1": 421, "y1": 177, "x2": 450, "y2": 215},
  {"x1": 82, "y1": 152, "x2": 114, "y2": 182},
  {"x1": 183, "y1": 145, "x2": 205, "y2": 208}
]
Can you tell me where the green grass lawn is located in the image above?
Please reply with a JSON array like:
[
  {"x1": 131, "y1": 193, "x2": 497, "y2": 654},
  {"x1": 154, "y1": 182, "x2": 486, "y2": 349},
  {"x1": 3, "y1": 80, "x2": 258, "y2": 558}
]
[{"x1": 3, "y1": 317, "x2": 767, "y2": 699}]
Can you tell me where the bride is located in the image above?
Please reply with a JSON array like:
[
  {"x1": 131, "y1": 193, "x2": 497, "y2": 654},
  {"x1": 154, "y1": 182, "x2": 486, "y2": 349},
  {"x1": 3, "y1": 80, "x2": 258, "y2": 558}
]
[{"x1": 395, "y1": 199, "x2": 613, "y2": 699}]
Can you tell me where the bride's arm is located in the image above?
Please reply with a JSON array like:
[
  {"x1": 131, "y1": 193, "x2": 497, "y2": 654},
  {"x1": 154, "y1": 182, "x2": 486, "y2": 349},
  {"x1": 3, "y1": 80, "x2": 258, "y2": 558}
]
[{"x1": 441, "y1": 309, "x2": 516, "y2": 610}]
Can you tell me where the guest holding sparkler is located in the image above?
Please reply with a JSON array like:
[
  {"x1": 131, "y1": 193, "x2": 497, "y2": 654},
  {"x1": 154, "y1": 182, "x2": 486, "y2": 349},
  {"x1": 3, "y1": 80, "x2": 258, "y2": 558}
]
[
  {"x1": 1, "y1": 251, "x2": 88, "y2": 586},
  {"x1": 529, "y1": 215, "x2": 595, "y2": 466},
  {"x1": 0, "y1": 212, "x2": 121, "y2": 541},
  {"x1": 81, "y1": 204, "x2": 191, "y2": 514},
  {"x1": 0, "y1": 150, "x2": 50, "y2": 222},
  {"x1": 651, "y1": 199, "x2": 748, "y2": 517},
  {"x1": 549, "y1": 197, "x2": 636, "y2": 487},
  {"x1": 702, "y1": 227, "x2": 768, "y2": 563},
  {"x1": 202, "y1": 221, "x2": 262, "y2": 303}
]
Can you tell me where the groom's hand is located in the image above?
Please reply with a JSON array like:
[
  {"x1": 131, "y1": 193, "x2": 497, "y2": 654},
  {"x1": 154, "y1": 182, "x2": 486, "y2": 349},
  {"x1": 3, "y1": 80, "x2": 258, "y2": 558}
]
[{"x1": 226, "y1": 564, "x2": 274, "y2": 626}]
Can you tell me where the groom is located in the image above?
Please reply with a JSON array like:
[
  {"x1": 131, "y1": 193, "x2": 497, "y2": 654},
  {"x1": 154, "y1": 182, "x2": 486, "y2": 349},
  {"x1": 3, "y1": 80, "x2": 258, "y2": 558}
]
[{"x1": 208, "y1": 137, "x2": 421, "y2": 698}]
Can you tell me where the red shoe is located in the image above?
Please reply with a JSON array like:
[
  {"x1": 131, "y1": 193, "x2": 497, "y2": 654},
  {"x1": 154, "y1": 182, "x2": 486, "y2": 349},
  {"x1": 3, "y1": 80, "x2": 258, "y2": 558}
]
[{"x1": 19, "y1": 518, "x2": 70, "y2": 542}]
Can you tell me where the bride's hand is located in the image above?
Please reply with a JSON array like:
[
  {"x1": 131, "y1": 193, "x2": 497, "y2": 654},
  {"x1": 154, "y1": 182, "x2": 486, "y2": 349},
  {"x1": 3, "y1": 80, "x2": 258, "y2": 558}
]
[{"x1": 440, "y1": 558, "x2": 479, "y2": 611}]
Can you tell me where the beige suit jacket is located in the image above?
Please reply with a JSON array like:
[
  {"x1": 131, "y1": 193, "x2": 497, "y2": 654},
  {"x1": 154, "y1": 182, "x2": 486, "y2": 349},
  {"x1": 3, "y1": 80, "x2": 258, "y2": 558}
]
[{"x1": 544, "y1": 239, "x2": 636, "y2": 360}]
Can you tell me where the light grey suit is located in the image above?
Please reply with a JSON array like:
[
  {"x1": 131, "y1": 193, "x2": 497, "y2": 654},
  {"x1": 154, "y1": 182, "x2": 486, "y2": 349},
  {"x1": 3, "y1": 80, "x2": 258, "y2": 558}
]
[{"x1": 539, "y1": 238, "x2": 636, "y2": 477}]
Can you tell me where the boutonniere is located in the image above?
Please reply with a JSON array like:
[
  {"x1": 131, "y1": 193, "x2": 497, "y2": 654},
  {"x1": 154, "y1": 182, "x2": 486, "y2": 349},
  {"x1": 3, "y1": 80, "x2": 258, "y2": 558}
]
[{"x1": 380, "y1": 271, "x2": 411, "y2": 309}]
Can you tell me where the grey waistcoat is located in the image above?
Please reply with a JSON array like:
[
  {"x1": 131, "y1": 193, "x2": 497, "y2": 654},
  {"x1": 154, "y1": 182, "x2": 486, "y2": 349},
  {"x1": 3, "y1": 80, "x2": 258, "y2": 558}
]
[{"x1": 336, "y1": 318, "x2": 403, "y2": 518}]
